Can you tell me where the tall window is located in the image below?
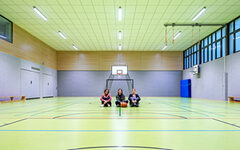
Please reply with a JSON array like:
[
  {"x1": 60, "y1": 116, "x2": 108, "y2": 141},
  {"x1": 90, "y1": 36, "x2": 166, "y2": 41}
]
[
  {"x1": 0, "y1": 15, "x2": 12, "y2": 43},
  {"x1": 183, "y1": 16, "x2": 240, "y2": 70},
  {"x1": 229, "y1": 17, "x2": 240, "y2": 53}
]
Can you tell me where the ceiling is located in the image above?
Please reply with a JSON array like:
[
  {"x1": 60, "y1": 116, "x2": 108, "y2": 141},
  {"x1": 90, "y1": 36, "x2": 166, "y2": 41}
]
[{"x1": 0, "y1": 0, "x2": 239, "y2": 51}]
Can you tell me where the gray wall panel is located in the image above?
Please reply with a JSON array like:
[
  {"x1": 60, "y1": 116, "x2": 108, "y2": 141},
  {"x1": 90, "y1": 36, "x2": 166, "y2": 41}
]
[
  {"x1": 183, "y1": 58, "x2": 225, "y2": 100},
  {"x1": 0, "y1": 52, "x2": 21, "y2": 96},
  {"x1": 227, "y1": 52, "x2": 240, "y2": 97},
  {"x1": 57, "y1": 70, "x2": 182, "y2": 97},
  {"x1": 183, "y1": 52, "x2": 240, "y2": 100}
]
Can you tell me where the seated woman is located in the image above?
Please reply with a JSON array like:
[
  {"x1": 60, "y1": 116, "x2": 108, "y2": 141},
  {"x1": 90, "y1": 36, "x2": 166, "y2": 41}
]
[
  {"x1": 128, "y1": 89, "x2": 141, "y2": 107},
  {"x1": 115, "y1": 88, "x2": 128, "y2": 107},
  {"x1": 100, "y1": 89, "x2": 112, "y2": 107}
]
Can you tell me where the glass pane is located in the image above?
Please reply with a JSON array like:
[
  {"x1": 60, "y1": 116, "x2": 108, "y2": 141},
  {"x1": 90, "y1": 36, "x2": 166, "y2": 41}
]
[
  {"x1": 201, "y1": 49, "x2": 204, "y2": 64},
  {"x1": 208, "y1": 45, "x2": 212, "y2": 61},
  {"x1": 192, "y1": 54, "x2": 194, "y2": 66},
  {"x1": 222, "y1": 38, "x2": 226, "y2": 57},
  {"x1": 197, "y1": 51, "x2": 199, "y2": 64},
  {"x1": 222, "y1": 26, "x2": 226, "y2": 37},
  {"x1": 194, "y1": 45, "x2": 196, "y2": 52},
  {"x1": 216, "y1": 30, "x2": 221, "y2": 40},
  {"x1": 235, "y1": 17, "x2": 240, "y2": 30},
  {"x1": 187, "y1": 57, "x2": 189, "y2": 68},
  {"x1": 236, "y1": 31, "x2": 240, "y2": 52},
  {"x1": 194, "y1": 53, "x2": 196, "y2": 65},
  {"x1": 0, "y1": 15, "x2": 12, "y2": 42},
  {"x1": 189, "y1": 55, "x2": 192, "y2": 67},
  {"x1": 212, "y1": 33, "x2": 215, "y2": 42},
  {"x1": 230, "y1": 22, "x2": 234, "y2": 33},
  {"x1": 183, "y1": 58, "x2": 186, "y2": 69},
  {"x1": 204, "y1": 48, "x2": 208, "y2": 62},
  {"x1": 212, "y1": 44, "x2": 216, "y2": 60},
  {"x1": 229, "y1": 34, "x2": 234, "y2": 54},
  {"x1": 204, "y1": 38, "x2": 208, "y2": 46},
  {"x1": 216, "y1": 41, "x2": 221, "y2": 58},
  {"x1": 208, "y1": 35, "x2": 211, "y2": 44}
]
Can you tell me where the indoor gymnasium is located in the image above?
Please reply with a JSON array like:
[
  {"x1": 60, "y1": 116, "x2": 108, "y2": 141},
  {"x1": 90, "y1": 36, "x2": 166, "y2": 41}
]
[{"x1": 1, "y1": 0, "x2": 240, "y2": 150}]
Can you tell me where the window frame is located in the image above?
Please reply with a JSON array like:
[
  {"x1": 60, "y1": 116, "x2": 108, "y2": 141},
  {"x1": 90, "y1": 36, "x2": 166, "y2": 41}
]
[{"x1": 0, "y1": 14, "x2": 13, "y2": 43}]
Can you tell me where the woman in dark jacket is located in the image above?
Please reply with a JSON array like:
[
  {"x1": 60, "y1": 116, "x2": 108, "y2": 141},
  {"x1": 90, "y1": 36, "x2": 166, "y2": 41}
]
[
  {"x1": 128, "y1": 89, "x2": 141, "y2": 107},
  {"x1": 115, "y1": 88, "x2": 128, "y2": 107}
]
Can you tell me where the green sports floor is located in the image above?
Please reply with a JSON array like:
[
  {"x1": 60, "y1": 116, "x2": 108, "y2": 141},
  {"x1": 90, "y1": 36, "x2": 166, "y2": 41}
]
[{"x1": 0, "y1": 97, "x2": 240, "y2": 150}]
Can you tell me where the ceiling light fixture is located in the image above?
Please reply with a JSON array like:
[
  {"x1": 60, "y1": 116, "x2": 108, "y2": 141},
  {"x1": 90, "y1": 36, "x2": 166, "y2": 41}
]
[
  {"x1": 72, "y1": 44, "x2": 78, "y2": 50},
  {"x1": 33, "y1": 6, "x2": 47, "y2": 21},
  {"x1": 174, "y1": 31, "x2": 182, "y2": 40},
  {"x1": 192, "y1": 7, "x2": 206, "y2": 21},
  {"x1": 118, "y1": 7, "x2": 122, "y2": 21},
  {"x1": 162, "y1": 45, "x2": 168, "y2": 50},
  {"x1": 118, "y1": 31, "x2": 122, "y2": 40},
  {"x1": 118, "y1": 44, "x2": 122, "y2": 50},
  {"x1": 58, "y1": 31, "x2": 66, "y2": 39}
]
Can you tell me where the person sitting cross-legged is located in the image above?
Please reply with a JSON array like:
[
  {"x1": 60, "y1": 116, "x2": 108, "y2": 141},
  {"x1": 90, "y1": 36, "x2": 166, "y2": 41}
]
[
  {"x1": 100, "y1": 89, "x2": 112, "y2": 107},
  {"x1": 128, "y1": 89, "x2": 141, "y2": 107},
  {"x1": 115, "y1": 88, "x2": 128, "y2": 107}
]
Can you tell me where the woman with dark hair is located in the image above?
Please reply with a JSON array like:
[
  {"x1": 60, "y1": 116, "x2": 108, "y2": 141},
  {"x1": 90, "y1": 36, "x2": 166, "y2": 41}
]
[
  {"x1": 115, "y1": 88, "x2": 128, "y2": 107},
  {"x1": 100, "y1": 89, "x2": 112, "y2": 107},
  {"x1": 128, "y1": 89, "x2": 141, "y2": 107}
]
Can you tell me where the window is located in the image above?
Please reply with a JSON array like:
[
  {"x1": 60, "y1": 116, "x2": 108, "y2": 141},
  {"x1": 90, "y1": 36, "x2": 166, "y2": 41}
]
[
  {"x1": 236, "y1": 31, "x2": 240, "y2": 52},
  {"x1": 209, "y1": 36, "x2": 211, "y2": 44},
  {"x1": 222, "y1": 38, "x2": 226, "y2": 56},
  {"x1": 216, "y1": 41, "x2": 221, "y2": 58},
  {"x1": 230, "y1": 22, "x2": 234, "y2": 33},
  {"x1": 0, "y1": 15, "x2": 13, "y2": 43},
  {"x1": 183, "y1": 16, "x2": 240, "y2": 70},
  {"x1": 222, "y1": 27, "x2": 226, "y2": 37},
  {"x1": 212, "y1": 44, "x2": 216, "y2": 60},
  {"x1": 235, "y1": 18, "x2": 240, "y2": 30},
  {"x1": 204, "y1": 48, "x2": 208, "y2": 63},
  {"x1": 229, "y1": 34, "x2": 234, "y2": 54},
  {"x1": 201, "y1": 48, "x2": 204, "y2": 64},
  {"x1": 229, "y1": 16, "x2": 240, "y2": 54},
  {"x1": 216, "y1": 30, "x2": 221, "y2": 40},
  {"x1": 208, "y1": 45, "x2": 212, "y2": 61},
  {"x1": 212, "y1": 33, "x2": 215, "y2": 42}
]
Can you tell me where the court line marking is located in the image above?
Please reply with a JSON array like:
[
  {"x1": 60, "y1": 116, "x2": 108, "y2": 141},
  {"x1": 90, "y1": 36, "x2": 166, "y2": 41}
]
[
  {"x1": 0, "y1": 118, "x2": 27, "y2": 128},
  {"x1": 68, "y1": 146, "x2": 172, "y2": 150},
  {"x1": 212, "y1": 118, "x2": 240, "y2": 129},
  {"x1": 52, "y1": 112, "x2": 187, "y2": 119},
  {"x1": 1, "y1": 129, "x2": 240, "y2": 132}
]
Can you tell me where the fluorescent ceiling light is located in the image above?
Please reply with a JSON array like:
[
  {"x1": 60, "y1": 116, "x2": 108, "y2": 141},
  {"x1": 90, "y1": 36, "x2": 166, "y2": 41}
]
[
  {"x1": 118, "y1": 44, "x2": 122, "y2": 50},
  {"x1": 192, "y1": 7, "x2": 206, "y2": 21},
  {"x1": 58, "y1": 31, "x2": 66, "y2": 39},
  {"x1": 118, "y1": 7, "x2": 122, "y2": 21},
  {"x1": 0, "y1": 34, "x2": 7, "y2": 39},
  {"x1": 33, "y1": 6, "x2": 47, "y2": 21},
  {"x1": 118, "y1": 31, "x2": 122, "y2": 40},
  {"x1": 72, "y1": 44, "x2": 78, "y2": 50},
  {"x1": 162, "y1": 45, "x2": 168, "y2": 50},
  {"x1": 174, "y1": 31, "x2": 182, "y2": 40}
]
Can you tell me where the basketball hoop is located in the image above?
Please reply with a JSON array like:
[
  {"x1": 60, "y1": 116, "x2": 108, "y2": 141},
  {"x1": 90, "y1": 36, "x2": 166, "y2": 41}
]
[{"x1": 117, "y1": 70, "x2": 123, "y2": 76}]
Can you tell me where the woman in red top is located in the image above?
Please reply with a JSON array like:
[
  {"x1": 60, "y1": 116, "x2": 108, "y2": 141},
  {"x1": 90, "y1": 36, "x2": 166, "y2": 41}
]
[{"x1": 100, "y1": 89, "x2": 112, "y2": 107}]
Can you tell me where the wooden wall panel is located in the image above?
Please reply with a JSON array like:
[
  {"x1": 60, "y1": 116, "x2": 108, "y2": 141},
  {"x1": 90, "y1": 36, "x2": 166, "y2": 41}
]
[
  {"x1": 0, "y1": 24, "x2": 57, "y2": 69},
  {"x1": 57, "y1": 51, "x2": 183, "y2": 71}
]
